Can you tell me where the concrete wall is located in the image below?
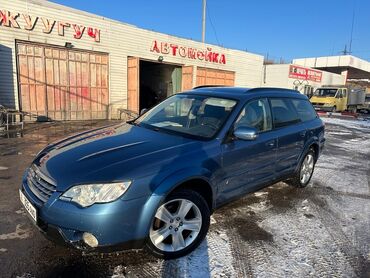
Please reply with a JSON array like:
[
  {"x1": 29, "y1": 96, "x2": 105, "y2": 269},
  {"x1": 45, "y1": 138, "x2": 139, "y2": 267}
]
[
  {"x1": 263, "y1": 64, "x2": 346, "y2": 93},
  {"x1": 0, "y1": 0, "x2": 264, "y2": 118},
  {"x1": 293, "y1": 55, "x2": 370, "y2": 73}
]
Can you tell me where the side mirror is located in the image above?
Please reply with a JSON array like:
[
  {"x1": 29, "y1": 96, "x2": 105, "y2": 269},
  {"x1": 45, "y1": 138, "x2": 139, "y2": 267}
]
[
  {"x1": 140, "y1": 108, "x2": 148, "y2": 115},
  {"x1": 234, "y1": 127, "x2": 258, "y2": 141}
]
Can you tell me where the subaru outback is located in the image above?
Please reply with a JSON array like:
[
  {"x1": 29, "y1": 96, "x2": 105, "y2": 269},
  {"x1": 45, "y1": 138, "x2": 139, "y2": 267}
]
[{"x1": 20, "y1": 87, "x2": 325, "y2": 259}]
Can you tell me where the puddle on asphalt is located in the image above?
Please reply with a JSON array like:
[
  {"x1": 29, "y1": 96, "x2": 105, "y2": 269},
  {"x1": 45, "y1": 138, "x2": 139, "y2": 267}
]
[
  {"x1": 25, "y1": 244, "x2": 156, "y2": 278},
  {"x1": 0, "y1": 120, "x2": 119, "y2": 141},
  {"x1": 213, "y1": 181, "x2": 332, "y2": 243},
  {"x1": 39, "y1": 258, "x2": 103, "y2": 278},
  {"x1": 233, "y1": 215, "x2": 274, "y2": 241}
]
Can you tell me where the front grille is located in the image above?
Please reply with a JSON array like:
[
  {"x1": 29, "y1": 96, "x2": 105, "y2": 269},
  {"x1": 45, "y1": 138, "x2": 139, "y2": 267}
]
[{"x1": 27, "y1": 165, "x2": 57, "y2": 203}]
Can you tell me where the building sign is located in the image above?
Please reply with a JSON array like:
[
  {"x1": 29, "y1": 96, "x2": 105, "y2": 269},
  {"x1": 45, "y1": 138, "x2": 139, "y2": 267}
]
[
  {"x1": 0, "y1": 10, "x2": 100, "y2": 42},
  {"x1": 150, "y1": 40, "x2": 226, "y2": 64},
  {"x1": 289, "y1": 65, "x2": 322, "y2": 82}
]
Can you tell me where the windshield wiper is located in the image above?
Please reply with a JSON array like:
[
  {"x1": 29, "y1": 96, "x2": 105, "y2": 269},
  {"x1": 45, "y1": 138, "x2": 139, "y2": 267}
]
[
  {"x1": 147, "y1": 125, "x2": 160, "y2": 132},
  {"x1": 127, "y1": 120, "x2": 140, "y2": 127}
]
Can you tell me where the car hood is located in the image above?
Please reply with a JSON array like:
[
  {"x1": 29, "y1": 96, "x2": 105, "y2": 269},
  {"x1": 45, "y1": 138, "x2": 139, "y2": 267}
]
[
  {"x1": 33, "y1": 123, "x2": 198, "y2": 191},
  {"x1": 311, "y1": 96, "x2": 336, "y2": 104}
]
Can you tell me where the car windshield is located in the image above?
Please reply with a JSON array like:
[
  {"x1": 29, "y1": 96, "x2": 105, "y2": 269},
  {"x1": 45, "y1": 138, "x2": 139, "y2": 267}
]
[
  {"x1": 133, "y1": 94, "x2": 237, "y2": 139},
  {"x1": 314, "y1": 89, "x2": 337, "y2": 97}
]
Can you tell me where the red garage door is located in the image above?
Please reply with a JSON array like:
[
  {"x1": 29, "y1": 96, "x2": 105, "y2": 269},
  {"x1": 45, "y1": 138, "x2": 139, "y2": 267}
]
[
  {"x1": 196, "y1": 67, "x2": 235, "y2": 87},
  {"x1": 17, "y1": 42, "x2": 109, "y2": 121}
]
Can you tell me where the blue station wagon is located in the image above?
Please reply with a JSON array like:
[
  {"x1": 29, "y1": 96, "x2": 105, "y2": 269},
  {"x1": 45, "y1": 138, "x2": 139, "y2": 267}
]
[{"x1": 20, "y1": 87, "x2": 325, "y2": 259}]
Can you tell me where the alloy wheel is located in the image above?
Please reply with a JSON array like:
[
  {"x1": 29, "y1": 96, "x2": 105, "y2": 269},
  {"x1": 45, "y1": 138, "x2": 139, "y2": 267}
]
[
  {"x1": 149, "y1": 198, "x2": 202, "y2": 252},
  {"x1": 300, "y1": 153, "x2": 314, "y2": 184}
]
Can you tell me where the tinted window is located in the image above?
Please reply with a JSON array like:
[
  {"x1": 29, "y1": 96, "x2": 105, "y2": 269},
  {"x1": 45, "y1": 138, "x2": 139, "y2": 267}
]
[
  {"x1": 291, "y1": 99, "x2": 317, "y2": 122},
  {"x1": 270, "y1": 98, "x2": 300, "y2": 128},
  {"x1": 235, "y1": 98, "x2": 272, "y2": 132}
]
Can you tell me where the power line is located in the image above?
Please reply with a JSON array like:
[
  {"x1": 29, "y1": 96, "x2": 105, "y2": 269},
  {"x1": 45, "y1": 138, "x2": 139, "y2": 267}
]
[
  {"x1": 206, "y1": 1, "x2": 221, "y2": 46},
  {"x1": 352, "y1": 50, "x2": 370, "y2": 53},
  {"x1": 349, "y1": 0, "x2": 356, "y2": 53}
]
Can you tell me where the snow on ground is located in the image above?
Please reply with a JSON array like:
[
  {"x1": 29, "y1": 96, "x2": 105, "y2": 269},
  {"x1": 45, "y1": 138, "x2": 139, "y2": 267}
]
[
  {"x1": 102, "y1": 117, "x2": 370, "y2": 277},
  {"x1": 1, "y1": 119, "x2": 369, "y2": 277},
  {"x1": 0, "y1": 224, "x2": 32, "y2": 240},
  {"x1": 322, "y1": 116, "x2": 370, "y2": 129},
  {"x1": 112, "y1": 229, "x2": 235, "y2": 277}
]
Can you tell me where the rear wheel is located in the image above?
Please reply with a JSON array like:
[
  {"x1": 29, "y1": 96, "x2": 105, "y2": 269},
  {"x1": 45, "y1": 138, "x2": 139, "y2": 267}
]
[
  {"x1": 146, "y1": 189, "x2": 210, "y2": 259},
  {"x1": 286, "y1": 149, "x2": 315, "y2": 188}
]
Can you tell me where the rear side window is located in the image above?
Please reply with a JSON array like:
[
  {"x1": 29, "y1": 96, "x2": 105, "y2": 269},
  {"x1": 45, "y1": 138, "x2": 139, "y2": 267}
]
[
  {"x1": 270, "y1": 98, "x2": 301, "y2": 128},
  {"x1": 291, "y1": 99, "x2": 317, "y2": 122}
]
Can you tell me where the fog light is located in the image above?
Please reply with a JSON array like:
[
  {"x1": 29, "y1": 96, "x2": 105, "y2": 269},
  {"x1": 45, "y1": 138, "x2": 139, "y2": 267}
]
[{"x1": 82, "y1": 232, "x2": 98, "y2": 248}]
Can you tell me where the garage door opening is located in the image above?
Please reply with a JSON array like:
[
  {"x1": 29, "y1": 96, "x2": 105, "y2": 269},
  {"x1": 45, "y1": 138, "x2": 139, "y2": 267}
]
[{"x1": 139, "y1": 60, "x2": 182, "y2": 111}]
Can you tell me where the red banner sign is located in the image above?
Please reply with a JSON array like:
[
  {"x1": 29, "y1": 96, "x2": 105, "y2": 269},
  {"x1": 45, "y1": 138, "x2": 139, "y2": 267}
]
[
  {"x1": 0, "y1": 9, "x2": 100, "y2": 42},
  {"x1": 150, "y1": 40, "x2": 226, "y2": 64},
  {"x1": 289, "y1": 65, "x2": 322, "y2": 82}
]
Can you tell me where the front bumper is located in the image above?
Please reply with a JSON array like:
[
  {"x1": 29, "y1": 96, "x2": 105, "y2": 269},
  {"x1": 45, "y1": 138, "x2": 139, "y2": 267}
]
[
  {"x1": 38, "y1": 221, "x2": 145, "y2": 252},
  {"x1": 20, "y1": 174, "x2": 162, "y2": 252},
  {"x1": 313, "y1": 105, "x2": 335, "y2": 112}
]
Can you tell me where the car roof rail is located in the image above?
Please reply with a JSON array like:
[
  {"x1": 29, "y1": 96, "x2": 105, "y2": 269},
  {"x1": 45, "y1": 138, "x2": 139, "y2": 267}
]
[
  {"x1": 247, "y1": 87, "x2": 299, "y2": 94},
  {"x1": 192, "y1": 85, "x2": 227, "y2": 89}
]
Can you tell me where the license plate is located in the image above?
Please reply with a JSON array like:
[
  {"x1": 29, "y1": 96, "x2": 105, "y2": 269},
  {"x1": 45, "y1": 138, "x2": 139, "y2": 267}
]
[{"x1": 19, "y1": 190, "x2": 37, "y2": 222}]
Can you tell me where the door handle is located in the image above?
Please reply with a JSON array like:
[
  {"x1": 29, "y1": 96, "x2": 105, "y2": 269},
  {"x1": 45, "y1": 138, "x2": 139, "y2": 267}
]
[
  {"x1": 299, "y1": 131, "x2": 306, "y2": 138},
  {"x1": 266, "y1": 140, "x2": 275, "y2": 147}
]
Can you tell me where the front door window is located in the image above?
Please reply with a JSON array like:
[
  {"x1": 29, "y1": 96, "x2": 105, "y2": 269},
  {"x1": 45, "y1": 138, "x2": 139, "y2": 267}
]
[{"x1": 234, "y1": 98, "x2": 272, "y2": 132}]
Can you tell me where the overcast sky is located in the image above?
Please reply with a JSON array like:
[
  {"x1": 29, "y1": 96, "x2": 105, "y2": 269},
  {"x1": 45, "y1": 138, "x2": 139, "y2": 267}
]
[{"x1": 51, "y1": 0, "x2": 370, "y2": 62}]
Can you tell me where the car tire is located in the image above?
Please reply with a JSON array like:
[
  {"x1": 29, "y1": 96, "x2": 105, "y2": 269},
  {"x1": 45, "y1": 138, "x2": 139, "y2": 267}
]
[
  {"x1": 146, "y1": 189, "x2": 210, "y2": 259},
  {"x1": 332, "y1": 106, "x2": 337, "y2": 113},
  {"x1": 286, "y1": 149, "x2": 316, "y2": 188}
]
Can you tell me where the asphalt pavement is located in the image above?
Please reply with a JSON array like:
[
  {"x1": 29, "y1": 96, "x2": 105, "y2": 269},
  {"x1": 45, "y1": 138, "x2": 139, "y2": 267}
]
[{"x1": 0, "y1": 118, "x2": 369, "y2": 278}]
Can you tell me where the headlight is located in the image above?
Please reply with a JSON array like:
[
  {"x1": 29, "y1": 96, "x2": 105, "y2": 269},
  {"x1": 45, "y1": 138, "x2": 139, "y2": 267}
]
[{"x1": 61, "y1": 181, "x2": 131, "y2": 207}]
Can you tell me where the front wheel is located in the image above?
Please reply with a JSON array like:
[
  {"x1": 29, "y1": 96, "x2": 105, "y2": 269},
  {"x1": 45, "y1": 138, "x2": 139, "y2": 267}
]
[
  {"x1": 286, "y1": 149, "x2": 315, "y2": 188},
  {"x1": 146, "y1": 189, "x2": 210, "y2": 259}
]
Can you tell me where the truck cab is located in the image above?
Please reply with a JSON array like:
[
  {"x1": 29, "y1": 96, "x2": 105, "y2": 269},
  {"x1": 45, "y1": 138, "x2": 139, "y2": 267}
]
[{"x1": 310, "y1": 87, "x2": 348, "y2": 112}]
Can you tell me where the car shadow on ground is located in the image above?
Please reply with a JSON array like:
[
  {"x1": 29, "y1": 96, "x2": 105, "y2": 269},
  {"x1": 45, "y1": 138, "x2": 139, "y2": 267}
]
[{"x1": 30, "y1": 239, "x2": 213, "y2": 277}]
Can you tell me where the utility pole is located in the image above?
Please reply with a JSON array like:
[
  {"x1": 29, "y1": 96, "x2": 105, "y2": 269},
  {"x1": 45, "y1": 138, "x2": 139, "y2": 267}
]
[
  {"x1": 202, "y1": 0, "x2": 206, "y2": 43},
  {"x1": 342, "y1": 44, "x2": 349, "y2": 55}
]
